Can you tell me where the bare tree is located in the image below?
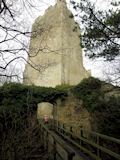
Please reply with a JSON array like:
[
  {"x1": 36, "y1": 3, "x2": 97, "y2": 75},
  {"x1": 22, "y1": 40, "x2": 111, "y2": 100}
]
[{"x1": 0, "y1": 0, "x2": 55, "y2": 84}]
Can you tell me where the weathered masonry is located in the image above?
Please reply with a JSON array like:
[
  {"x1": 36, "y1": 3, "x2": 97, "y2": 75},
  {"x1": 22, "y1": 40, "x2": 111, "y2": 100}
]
[{"x1": 24, "y1": 0, "x2": 90, "y2": 87}]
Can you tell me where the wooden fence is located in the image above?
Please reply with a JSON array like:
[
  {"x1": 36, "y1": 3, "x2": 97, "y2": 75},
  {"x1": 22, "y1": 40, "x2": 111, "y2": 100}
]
[
  {"x1": 39, "y1": 121, "x2": 75, "y2": 160},
  {"x1": 51, "y1": 119, "x2": 120, "y2": 160}
]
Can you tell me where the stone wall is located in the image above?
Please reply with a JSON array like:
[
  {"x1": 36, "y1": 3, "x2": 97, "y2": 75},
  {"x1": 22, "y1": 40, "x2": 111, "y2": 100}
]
[
  {"x1": 24, "y1": 0, "x2": 90, "y2": 87},
  {"x1": 37, "y1": 93, "x2": 91, "y2": 130},
  {"x1": 54, "y1": 92, "x2": 91, "y2": 130}
]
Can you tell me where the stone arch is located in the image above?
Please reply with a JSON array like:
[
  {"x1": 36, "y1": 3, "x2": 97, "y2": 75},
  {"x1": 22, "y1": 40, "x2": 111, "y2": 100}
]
[{"x1": 37, "y1": 102, "x2": 54, "y2": 119}]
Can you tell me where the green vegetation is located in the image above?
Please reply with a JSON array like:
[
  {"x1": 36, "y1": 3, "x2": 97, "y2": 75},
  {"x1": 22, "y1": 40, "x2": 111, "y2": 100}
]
[
  {"x1": 97, "y1": 96, "x2": 120, "y2": 138},
  {"x1": 0, "y1": 82, "x2": 67, "y2": 111},
  {"x1": 69, "y1": 13, "x2": 74, "y2": 18},
  {"x1": 73, "y1": 26, "x2": 77, "y2": 32},
  {"x1": 56, "y1": 84, "x2": 74, "y2": 90},
  {"x1": 71, "y1": 0, "x2": 120, "y2": 61},
  {"x1": 0, "y1": 82, "x2": 67, "y2": 159},
  {"x1": 71, "y1": 77, "x2": 102, "y2": 113},
  {"x1": 0, "y1": 82, "x2": 67, "y2": 133},
  {"x1": 0, "y1": 78, "x2": 120, "y2": 140},
  {"x1": 71, "y1": 77, "x2": 120, "y2": 138}
]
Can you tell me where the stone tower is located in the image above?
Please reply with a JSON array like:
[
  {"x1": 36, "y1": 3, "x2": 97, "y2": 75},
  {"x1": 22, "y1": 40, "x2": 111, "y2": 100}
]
[{"x1": 23, "y1": 0, "x2": 90, "y2": 87}]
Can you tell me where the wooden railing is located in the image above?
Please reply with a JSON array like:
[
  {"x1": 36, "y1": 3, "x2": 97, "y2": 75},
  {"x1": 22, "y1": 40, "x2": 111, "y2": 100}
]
[
  {"x1": 39, "y1": 120, "x2": 75, "y2": 160},
  {"x1": 51, "y1": 119, "x2": 120, "y2": 160}
]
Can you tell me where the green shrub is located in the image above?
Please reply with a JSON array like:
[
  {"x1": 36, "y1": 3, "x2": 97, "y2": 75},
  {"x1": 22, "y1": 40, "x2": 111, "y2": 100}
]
[
  {"x1": 71, "y1": 77, "x2": 120, "y2": 138},
  {"x1": 0, "y1": 82, "x2": 67, "y2": 115},
  {"x1": 73, "y1": 26, "x2": 77, "y2": 32},
  {"x1": 69, "y1": 13, "x2": 74, "y2": 18},
  {"x1": 56, "y1": 84, "x2": 74, "y2": 90},
  {"x1": 1, "y1": 80, "x2": 120, "y2": 138},
  {"x1": 98, "y1": 96, "x2": 120, "y2": 138},
  {"x1": 71, "y1": 77, "x2": 102, "y2": 113},
  {"x1": 0, "y1": 82, "x2": 67, "y2": 133}
]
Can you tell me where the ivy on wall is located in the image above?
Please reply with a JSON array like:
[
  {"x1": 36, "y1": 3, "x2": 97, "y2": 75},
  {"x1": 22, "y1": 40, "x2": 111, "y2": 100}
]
[
  {"x1": 71, "y1": 77, "x2": 102, "y2": 113},
  {"x1": 0, "y1": 82, "x2": 67, "y2": 115}
]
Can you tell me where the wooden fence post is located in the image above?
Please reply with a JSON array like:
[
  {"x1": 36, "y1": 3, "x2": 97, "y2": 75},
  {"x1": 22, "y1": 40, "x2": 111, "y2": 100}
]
[
  {"x1": 46, "y1": 131, "x2": 49, "y2": 151},
  {"x1": 54, "y1": 120, "x2": 57, "y2": 131},
  {"x1": 97, "y1": 135, "x2": 100, "y2": 158},
  {"x1": 58, "y1": 121, "x2": 60, "y2": 132},
  {"x1": 80, "y1": 128, "x2": 83, "y2": 148},
  {"x1": 63, "y1": 123, "x2": 65, "y2": 134},
  {"x1": 53, "y1": 139, "x2": 56, "y2": 160},
  {"x1": 40, "y1": 124, "x2": 42, "y2": 140},
  {"x1": 67, "y1": 152, "x2": 75, "y2": 160},
  {"x1": 70, "y1": 126, "x2": 73, "y2": 139},
  {"x1": 41, "y1": 125, "x2": 44, "y2": 146}
]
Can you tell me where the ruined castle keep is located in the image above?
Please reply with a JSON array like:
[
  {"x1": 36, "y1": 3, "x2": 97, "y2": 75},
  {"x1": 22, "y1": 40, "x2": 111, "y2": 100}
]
[{"x1": 23, "y1": 0, "x2": 90, "y2": 87}]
